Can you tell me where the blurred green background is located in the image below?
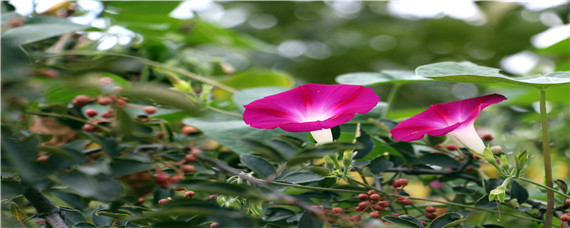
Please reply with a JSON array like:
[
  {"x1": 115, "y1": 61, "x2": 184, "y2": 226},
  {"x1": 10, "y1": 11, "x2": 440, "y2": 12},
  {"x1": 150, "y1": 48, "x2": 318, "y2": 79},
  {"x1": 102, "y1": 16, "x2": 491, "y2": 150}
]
[{"x1": 3, "y1": 0, "x2": 569, "y2": 181}]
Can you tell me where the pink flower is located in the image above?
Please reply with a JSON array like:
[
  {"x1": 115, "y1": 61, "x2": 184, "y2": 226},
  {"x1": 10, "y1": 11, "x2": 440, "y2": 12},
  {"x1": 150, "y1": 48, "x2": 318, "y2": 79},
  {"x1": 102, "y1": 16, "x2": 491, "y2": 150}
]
[
  {"x1": 390, "y1": 94, "x2": 506, "y2": 154},
  {"x1": 243, "y1": 83, "x2": 380, "y2": 143}
]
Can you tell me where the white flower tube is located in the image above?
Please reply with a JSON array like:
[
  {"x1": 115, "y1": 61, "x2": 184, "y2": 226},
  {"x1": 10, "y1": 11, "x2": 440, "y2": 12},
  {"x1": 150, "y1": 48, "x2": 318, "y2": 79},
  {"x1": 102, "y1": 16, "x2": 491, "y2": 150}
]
[
  {"x1": 448, "y1": 124, "x2": 485, "y2": 155},
  {"x1": 310, "y1": 128, "x2": 333, "y2": 144}
]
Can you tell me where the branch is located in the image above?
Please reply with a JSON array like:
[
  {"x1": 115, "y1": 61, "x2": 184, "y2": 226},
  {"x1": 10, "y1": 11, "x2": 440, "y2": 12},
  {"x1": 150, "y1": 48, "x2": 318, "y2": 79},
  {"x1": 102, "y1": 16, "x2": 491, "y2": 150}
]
[
  {"x1": 201, "y1": 157, "x2": 324, "y2": 216},
  {"x1": 23, "y1": 187, "x2": 68, "y2": 228}
]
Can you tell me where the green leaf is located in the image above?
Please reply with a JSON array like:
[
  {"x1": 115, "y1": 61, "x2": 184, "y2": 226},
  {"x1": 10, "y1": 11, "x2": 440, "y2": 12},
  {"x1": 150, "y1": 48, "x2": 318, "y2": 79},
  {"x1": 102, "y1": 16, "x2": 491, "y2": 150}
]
[
  {"x1": 509, "y1": 180, "x2": 529, "y2": 204},
  {"x1": 429, "y1": 212, "x2": 462, "y2": 228},
  {"x1": 262, "y1": 207, "x2": 296, "y2": 222},
  {"x1": 416, "y1": 62, "x2": 570, "y2": 90},
  {"x1": 335, "y1": 70, "x2": 429, "y2": 86},
  {"x1": 55, "y1": 170, "x2": 98, "y2": 197},
  {"x1": 123, "y1": 83, "x2": 205, "y2": 115},
  {"x1": 368, "y1": 156, "x2": 393, "y2": 174},
  {"x1": 217, "y1": 70, "x2": 294, "y2": 100},
  {"x1": 1, "y1": 134, "x2": 45, "y2": 183},
  {"x1": 286, "y1": 143, "x2": 354, "y2": 166},
  {"x1": 298, "y1": 212, "x2": 324, "y2": 228},
  {"x1": 417, "y1": 153, "x2": 460, "y2": 168},
  {"x1": 232, "y1": 86, "x2": 289, "y2": 111},
  {"x1": 240, "y1": 154, "x2": 276, "y2": 178},
  {"x1": 278, "y1": 171, "x2": 324, "y2": 184},
  {"x1": 184, "y1": 113, "x2": 307, "y2": 155},
  {"x1": 353, "y1": 129, "x2": 374, "y2": 159},
  {"x1": 475, "y1": 195, "x2": 498, "y2": 209},
  {"x1": 109, "y1": 158, "x2": 153, "y2": 178},
  {"x1": 1, "y1": 16, "x2": 89, "y2": 45},
  {"x1": 382, "y1": 215, "x2": 423, "y2": 228},
  {"x1": 240, "y1": 139, "x2": 286, "y2": 162},
  {"x1": 554, "y1": 179, "x2": 567, "y2": 194}
]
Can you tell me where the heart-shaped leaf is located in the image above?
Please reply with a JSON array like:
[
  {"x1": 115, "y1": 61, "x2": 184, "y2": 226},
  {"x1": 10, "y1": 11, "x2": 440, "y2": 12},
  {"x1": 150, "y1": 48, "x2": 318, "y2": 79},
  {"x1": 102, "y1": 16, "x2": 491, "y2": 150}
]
[
  {"x1": 336, "y1": 70, "x2": 429, "y2": 86},
  {"x1": 416, "y1": 62, "x2": 570, "y2": 90}
]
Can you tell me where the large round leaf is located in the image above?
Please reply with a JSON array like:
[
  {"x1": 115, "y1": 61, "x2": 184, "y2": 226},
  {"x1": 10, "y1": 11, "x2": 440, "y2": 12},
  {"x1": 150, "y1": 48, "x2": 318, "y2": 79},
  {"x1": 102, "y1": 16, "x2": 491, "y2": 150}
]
[
  {"x1": 416, "y1": 62, "x2": 570, "y2": 90},
  {"x1": 335, "y1": 70, "x2": 430, "y2": 86}
]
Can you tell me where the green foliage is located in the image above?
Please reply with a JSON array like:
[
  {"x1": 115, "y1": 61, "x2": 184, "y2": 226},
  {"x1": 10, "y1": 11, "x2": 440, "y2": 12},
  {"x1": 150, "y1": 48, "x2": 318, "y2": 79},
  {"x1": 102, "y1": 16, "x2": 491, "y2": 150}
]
[{"x1": 1, "y1": 1, "x2": 568, "y2": 228}]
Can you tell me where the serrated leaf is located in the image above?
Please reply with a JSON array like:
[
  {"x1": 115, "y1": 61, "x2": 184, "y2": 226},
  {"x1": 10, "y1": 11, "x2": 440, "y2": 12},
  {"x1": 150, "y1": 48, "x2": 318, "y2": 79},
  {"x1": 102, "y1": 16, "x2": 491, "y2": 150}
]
[
  {"x1": 336, "y1": 70, "x2": 429, "y2": 86},
  {"x1": 382, "y1": 215, "x2": 423, "y2": 227},
  {"x1": 416, "y1": 62, "x2": 570, "y2": 90},
  {"x1": 429, "y1": 212, "x2": 462, "y2": 228},
  {"x1": 240, "y1": 154, "x2": 276, "y2": 178},
  {"x1": 417, "y1": 153, "x2": 460, "y2": 168}
]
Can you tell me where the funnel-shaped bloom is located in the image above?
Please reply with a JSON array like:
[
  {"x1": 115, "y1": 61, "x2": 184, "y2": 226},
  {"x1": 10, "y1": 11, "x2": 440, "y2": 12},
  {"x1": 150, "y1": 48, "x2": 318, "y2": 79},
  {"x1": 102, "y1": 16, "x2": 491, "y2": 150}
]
[
  {"x1": 390, "y1": 94, "x2": 506, "y2": 154},
  {"x1": 243, "y1": 83, "x2": 380, "y2": 143}
]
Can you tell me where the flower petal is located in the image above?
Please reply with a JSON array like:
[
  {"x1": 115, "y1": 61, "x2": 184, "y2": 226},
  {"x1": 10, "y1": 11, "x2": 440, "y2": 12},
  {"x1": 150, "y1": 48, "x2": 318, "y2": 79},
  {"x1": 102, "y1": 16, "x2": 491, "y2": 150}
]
[
  {"x1": 243, "y1": 84, "x2": 380, "y2": 132},
  {"x1": 390, "y1": 94, "x2": 506, "y2": 142}
]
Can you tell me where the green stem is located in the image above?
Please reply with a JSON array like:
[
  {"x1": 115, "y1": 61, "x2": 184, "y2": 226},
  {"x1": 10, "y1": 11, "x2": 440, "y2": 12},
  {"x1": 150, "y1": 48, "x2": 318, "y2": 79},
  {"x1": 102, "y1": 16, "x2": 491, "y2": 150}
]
[
  {"x1": 519, "y1": 177, "x2": 570, "y2": 198},
  {"x1": 275, "y1": 177, "x2": 543, "y2": 223},
  {"x1": 271, "y1": 181, "x2": 361, "y2": 193},
  {"x1": 540, "y1": 90, "x2": 554, "y2": 228},
  {"x1": 46, "y1": 52, "x2": 240, "y2": 94},
  {"x1": 207, "y1": 106, "x2": 243, "y2": 118},
  {"x1": 408, "y1": 197, "x2": 543, "y2": 223},
  {"x1": 381, "y1": 83, "x2": 401, "y2": 119}
]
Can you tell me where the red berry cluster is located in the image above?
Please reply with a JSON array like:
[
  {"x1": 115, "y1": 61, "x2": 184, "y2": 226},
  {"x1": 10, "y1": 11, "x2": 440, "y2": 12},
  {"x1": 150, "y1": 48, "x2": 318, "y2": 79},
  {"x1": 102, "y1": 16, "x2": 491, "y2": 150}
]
[
  {"x1": 425, "y1": 206, "x2": 438, "y2": 220},
  {"x1": 153, "y1": 148, "x2": 202, "y2": 189},
  {"x1": 73, "y1": 77, "x2": 162, "y2": 133},
  {"x1": 561, "y1": 213, "x2": 569, "y2": 226}
]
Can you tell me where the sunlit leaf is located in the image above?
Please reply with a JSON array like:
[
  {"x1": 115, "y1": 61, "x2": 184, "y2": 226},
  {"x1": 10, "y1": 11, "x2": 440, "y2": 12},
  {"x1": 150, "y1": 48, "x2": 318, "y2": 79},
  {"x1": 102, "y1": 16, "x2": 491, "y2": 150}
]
[
  {"x1": 336, "y1": 70, "x2": 429, "y2": 86},
  {"x1": 416, "y1": 62, "x2": 570, "y2": 90},
  {"x1": 1, "y1": 16, "x2": 89, "y2": 45}
]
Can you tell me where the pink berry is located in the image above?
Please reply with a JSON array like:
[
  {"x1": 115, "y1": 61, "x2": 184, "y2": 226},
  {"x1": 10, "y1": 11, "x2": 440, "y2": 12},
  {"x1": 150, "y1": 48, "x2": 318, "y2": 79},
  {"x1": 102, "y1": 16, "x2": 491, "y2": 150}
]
[
  {"x1": 369, "y1": 211, "x2": 380, "y2": 218},
  {"x1": 143, "y1": 106, "x2": 157, "y2": 115},
  {"x1": 446, "y1": 144, "x2": 458, "y2": 151},
  {"x1": 98, "y1": 97, "x2": 113, "y2": 105},
  {"x1": 72, "y1": 95, "x2": 91, "y2": 107},
  {"x1": 425, "y1": 206, "x2": 436, "y2": 213},
  {"x1": 101, "y1": 110, "x2": 115, "y2": 118},
  {"x1": 158, "y1": 199, "x2": 169, "y2": 204},
  {"x1": 182, "y1": 125, "x2": 198, "y2": 135},
  {"x1": 358, "y1": 193, "x2": 369, "y2": 201},
  {"x1": 331, "y1": 207, "x2": 344, "y2": 214},
  {"x1": 181, "y1": 164, "x2": 196, "y2": 173},
  {"x1": 481, "y1": 133, "x2": 494, "y2": 141},
  {"x1": 82, "y1": 124, "x2": 97, "y2": 132},
  {"x1": 85, "y1": 109, "x2": 98, "y2": 118},
  {"x1": 426, "y1": 213, "x2": 437, "y2": 219},
  {"x1": 369, "y1": 194, "x2": 380, "y2": 201},
  {"x1": 99, "y1": 77, "x2": 113, "y2": 84},
  {"x1": 184, "y1": 191, "x2": 195, "y2": 198}
]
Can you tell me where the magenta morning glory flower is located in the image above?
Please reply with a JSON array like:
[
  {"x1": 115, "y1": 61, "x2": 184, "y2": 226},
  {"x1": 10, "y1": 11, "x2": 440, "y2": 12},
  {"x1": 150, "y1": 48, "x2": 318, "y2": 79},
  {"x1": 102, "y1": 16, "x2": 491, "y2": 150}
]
[
  {"x1": 243, "y1": 83, "x2": 380, "y2": 143},
  {"x1": 390, "y1": 94, "x2": 506, "y2": 154}
]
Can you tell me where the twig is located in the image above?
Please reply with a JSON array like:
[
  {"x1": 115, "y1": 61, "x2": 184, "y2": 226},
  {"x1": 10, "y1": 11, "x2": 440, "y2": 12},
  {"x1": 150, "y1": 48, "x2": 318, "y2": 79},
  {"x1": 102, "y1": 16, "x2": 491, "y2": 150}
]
[
  {"x1": 202, "y1": 157, "x2": 324, "y2": 216},
  {"x1": 23, "y1": 187, "x2": 68, "y2": 228},
  {"x1": 44, "y1": 52, "x2": 240, "y2": 94}
]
